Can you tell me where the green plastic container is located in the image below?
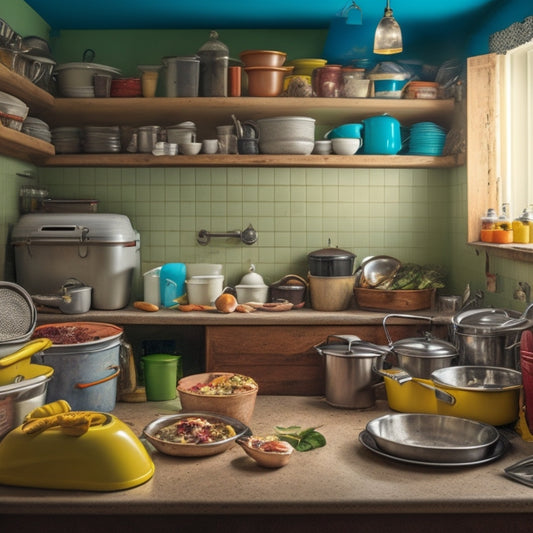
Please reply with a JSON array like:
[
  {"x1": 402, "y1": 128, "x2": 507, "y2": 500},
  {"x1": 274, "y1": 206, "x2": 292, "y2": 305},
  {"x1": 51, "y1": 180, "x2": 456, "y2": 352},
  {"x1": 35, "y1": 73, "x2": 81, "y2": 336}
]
[{"x1": 141, "y1": 354, "x2": 180, "y2": 401}]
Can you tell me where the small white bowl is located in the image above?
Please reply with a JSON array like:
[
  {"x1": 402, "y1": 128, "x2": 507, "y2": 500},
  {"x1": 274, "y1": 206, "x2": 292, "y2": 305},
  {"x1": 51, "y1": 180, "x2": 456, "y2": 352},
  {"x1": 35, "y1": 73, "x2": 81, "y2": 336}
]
[
  {"x1": 313, "y1": 140, "x2": 332, "y2": 155},
  {"x1": 180, "y1": 142, "x2": 202, "y2": 155},
  {"x1": 332, "y1": 137, "x2": 362, "y2": 155}
]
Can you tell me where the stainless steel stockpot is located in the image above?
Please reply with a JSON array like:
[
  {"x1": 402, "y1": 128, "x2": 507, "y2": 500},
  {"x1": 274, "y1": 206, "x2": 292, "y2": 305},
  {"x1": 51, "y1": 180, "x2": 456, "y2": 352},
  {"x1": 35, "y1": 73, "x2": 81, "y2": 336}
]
[
  {"x1": 452, "y1": 304, "x2": 533, "y2": 369},
  {"x1": 314, "y1": 334, "x2": 384, "y2": 409}
]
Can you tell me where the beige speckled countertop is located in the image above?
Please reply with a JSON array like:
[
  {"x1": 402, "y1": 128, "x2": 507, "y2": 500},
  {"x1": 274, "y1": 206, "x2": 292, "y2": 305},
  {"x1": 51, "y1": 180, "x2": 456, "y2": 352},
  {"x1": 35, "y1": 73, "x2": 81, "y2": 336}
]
[
  {"x1": 2, "y1": 395, "x2": 533, "y2": 533},
  {"x1": 36, "y1": 306, "x2": 452, "y2": 326}
]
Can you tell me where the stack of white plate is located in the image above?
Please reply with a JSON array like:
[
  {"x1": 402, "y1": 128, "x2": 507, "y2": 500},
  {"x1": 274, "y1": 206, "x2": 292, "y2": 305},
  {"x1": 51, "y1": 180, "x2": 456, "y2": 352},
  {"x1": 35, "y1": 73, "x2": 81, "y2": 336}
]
[
  {"x1": 408, "y1": 122, "x2": 447, "y2": 156},
  {"x1": 83, "y1": 126, "x2": 122, "y2": 153},
  {"x1": 22, "y1": 117, "x2": 51, "y2": 143},
  {"x1": 64, "y1": 86, "x2": 95, "y2": 98},
  {"x1": 51, "y1": 127, "x2": 82, "y2": 154}
]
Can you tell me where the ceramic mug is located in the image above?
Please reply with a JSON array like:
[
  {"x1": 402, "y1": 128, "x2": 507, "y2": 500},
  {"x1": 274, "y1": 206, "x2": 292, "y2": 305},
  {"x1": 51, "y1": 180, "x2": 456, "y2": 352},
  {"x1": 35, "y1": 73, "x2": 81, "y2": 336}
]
[{"x1": 202, "y1": 139, "x2": 219, "y2": 154}]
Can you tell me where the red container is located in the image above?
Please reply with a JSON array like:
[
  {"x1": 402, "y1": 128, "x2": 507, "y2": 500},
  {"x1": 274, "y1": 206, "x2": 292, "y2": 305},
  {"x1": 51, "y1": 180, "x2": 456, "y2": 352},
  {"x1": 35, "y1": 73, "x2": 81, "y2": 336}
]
[{"x1": 110, "y1": 78, "x2": 142, "y2": 97}]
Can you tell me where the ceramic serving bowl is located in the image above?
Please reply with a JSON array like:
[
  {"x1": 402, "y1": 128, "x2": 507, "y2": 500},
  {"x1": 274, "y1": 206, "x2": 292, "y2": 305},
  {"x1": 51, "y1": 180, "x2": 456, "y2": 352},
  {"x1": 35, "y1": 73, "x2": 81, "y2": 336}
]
[
  {"x1": 332, "y1": 137, "x2": 362, "y2": 155},
  {"x1": 244, "y1": 66, "x2": 293, "y2": 97},
  {"x1": 177, "y1": 372, "x2": 259, "y2": 425},
  {"x1": 180, "y1": 142, "x2": 202, "y2": 155}
]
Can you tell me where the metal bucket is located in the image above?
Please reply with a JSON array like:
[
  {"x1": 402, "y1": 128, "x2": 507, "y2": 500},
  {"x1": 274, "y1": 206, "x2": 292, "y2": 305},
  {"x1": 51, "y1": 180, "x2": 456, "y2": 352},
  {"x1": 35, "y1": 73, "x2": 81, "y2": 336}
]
[
  {"x1": 314, "y1": 334, "x2": 384, "y2": 409},
  {"x1": 32, "y1": 329, "x2": 122, "y2": 412}
]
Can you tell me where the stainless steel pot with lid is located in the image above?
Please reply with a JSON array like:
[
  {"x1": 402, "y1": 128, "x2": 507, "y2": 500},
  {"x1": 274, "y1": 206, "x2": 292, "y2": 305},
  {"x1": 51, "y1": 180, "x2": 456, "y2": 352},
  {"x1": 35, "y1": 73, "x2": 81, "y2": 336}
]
[
  {"x1": 314, "y1": 334, "x2": 384, "y2": 409},
  {"x1": 452, "y1": 304, "x2": 533, "y2": 369},
  {"x1": 383, "y1": 314, "x2": 458, "y2": 379}
]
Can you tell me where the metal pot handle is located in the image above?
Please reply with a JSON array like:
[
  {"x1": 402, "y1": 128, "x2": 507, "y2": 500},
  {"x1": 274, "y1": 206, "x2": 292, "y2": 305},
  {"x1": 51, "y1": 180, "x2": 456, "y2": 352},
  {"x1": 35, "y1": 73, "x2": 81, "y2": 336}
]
[
  {"x1": 314, "y1": 334, "x2": 362, "y2": 355},
  {"x1": 75, "y1": 365, "x2": 120, "y2": 389},
  {"x1": 383, "y1": 313, "x2": 433, "y2": 345}
]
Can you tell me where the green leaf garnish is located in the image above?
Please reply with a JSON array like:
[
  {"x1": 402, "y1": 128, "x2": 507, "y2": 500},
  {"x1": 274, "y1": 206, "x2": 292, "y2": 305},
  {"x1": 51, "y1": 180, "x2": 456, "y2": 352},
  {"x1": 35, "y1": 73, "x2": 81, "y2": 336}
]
[{"x1": 274, "y1": 425, "x2": 326, "y2": 452}]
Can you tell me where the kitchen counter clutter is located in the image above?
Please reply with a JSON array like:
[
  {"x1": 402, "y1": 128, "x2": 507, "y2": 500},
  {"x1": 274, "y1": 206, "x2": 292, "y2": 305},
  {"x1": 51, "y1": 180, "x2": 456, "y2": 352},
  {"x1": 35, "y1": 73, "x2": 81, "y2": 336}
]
[{"x1": 1, "y1": 395, "x2": 533, "y2": 532}]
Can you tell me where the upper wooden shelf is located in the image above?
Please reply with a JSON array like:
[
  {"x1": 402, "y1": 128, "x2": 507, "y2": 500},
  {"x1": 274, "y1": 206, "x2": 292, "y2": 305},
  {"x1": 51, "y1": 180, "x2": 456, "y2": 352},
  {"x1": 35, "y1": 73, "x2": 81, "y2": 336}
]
[{"x1": 42, "y1": 96, "x2": 457, "y2": 136}]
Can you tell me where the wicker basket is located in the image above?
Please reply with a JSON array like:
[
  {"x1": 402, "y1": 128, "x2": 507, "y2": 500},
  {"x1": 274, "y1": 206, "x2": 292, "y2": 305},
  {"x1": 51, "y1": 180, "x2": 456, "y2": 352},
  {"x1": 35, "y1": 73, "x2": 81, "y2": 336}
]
[{"x1": 354, "y1": 287, "x2": 436, "y2": 312}]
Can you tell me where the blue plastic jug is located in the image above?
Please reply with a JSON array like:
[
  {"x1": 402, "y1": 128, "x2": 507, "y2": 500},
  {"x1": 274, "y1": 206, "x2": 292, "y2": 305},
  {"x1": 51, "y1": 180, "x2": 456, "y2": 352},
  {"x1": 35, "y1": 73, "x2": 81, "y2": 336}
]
[{"x1": 159, "y1": 263, "x2": 186, "y2": 307}]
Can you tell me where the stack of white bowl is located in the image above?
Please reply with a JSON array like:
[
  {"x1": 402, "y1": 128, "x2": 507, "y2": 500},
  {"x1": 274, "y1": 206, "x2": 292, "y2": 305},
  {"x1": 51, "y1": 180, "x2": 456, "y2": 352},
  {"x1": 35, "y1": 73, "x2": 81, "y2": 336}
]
[
  {"x1": 54, "y1": 62, "x2": 121, "y2": 98},
  {"x1": 22, "y1": 117, "x2": 51, "y2": 143},
  {"x1": 0, "y1": 91, "x2": 29, "y2": 131},
  {"x1": 51, "y1": 127, "x2": 82, "y2": 154}
]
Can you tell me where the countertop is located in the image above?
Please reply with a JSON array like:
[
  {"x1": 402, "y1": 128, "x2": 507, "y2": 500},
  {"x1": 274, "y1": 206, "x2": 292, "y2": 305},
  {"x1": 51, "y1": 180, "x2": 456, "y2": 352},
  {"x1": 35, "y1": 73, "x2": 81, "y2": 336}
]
[
  {"x1": 35, "y1": 306, "x2": 453, "y2": 326},
  {"x1": 2, "y1": 395, "x2": 533, "y2": 533}
]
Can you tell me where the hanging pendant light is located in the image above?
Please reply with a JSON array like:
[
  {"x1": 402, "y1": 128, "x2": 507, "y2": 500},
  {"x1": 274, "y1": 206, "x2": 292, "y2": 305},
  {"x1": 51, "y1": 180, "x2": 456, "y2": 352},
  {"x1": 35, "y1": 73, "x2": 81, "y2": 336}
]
[{"x1": 373, "y1": 0, "x2": 403, "y2": 55}]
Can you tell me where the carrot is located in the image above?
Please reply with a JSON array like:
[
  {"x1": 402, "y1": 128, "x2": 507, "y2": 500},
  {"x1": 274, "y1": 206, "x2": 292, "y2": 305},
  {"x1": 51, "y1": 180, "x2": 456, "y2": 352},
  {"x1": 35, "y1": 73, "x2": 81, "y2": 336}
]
[{"x1": 133, "y1": 301, "x2": 159, "y2": 312}]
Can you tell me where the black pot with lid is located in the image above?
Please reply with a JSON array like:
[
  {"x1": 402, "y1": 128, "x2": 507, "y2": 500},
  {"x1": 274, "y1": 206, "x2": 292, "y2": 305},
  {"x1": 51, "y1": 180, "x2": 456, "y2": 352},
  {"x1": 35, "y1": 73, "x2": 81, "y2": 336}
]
[{"x1": 308, "y1": 246, "x2": 356, "y2": 277}]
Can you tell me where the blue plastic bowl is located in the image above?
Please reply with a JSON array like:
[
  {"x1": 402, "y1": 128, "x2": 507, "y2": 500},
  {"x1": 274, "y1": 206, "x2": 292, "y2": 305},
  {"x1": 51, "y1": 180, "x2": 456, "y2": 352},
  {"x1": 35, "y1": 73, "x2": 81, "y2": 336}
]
[
  {"x1": 325, "y1": 123, "x2": 363, "y2": 139},
  {"x1": 374, "y1": 78, "x2": 408, "y2": 97}
]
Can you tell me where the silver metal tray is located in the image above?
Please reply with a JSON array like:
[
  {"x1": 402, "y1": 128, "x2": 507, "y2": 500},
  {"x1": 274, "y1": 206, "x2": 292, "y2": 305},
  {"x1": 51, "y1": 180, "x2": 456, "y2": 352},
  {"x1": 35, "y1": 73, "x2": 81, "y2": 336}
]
[{"x1": 359, "y1": 430, "x2": 509, "y2": 467}]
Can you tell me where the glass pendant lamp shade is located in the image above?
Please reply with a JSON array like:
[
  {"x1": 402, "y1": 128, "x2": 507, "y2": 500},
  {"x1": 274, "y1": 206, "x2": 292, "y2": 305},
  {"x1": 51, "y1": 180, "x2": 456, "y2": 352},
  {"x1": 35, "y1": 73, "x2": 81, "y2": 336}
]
[{"x1": 373, "y1": 0, "x2": 403, "y2": 54}]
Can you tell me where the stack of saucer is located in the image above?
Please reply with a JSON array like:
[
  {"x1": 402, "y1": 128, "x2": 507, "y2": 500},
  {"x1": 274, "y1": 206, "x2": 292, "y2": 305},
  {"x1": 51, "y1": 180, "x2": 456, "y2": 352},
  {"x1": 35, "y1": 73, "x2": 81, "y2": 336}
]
[
  {"x1": 408, "y1": 122, "x2": 447, "y2": 156},
  {"x1": 51, "y1": 127, "x2": 82, "y2": 153},
  {"x1": 83, "y1": 126, "x2": 122, "y2": 153}
]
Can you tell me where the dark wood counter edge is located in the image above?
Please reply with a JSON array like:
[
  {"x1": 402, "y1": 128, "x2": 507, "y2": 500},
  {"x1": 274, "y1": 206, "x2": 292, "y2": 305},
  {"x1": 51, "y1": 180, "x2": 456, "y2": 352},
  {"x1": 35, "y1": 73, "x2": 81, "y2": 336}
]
[{"x1": 36, "y1": 307, "x2": 453, "y2": 326}]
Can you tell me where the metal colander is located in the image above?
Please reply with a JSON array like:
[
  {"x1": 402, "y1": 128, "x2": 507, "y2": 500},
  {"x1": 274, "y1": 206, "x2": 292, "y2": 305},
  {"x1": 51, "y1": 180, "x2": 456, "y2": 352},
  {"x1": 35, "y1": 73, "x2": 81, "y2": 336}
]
[{"x1": 0, "y1": 282, "x2": 36, "y2": 343}]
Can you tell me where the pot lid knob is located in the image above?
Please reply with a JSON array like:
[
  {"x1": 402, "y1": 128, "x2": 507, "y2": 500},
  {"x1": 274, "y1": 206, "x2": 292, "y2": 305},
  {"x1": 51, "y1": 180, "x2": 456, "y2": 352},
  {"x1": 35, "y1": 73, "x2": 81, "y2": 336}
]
[{"x1": 239, "y1": 264, "x2": 266, "y2": 286}]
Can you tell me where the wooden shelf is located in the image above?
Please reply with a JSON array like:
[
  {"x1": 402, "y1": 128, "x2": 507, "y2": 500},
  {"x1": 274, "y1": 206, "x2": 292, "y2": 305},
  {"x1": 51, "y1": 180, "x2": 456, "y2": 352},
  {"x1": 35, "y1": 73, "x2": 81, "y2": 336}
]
[
  {"x1": 0, "y1": 124, "x2": 54, "y2": 164},
  {"x1": 42, "y1": 96, "x2": 457, "y2": 134},
  {"x1": 468, "y1": 241, "x2": 533, "y2": 263},
  {"x1": 0, "y1": 64, "x2": 54, "y2": 114},
  {"x1": 42, "y1": 152, "x2": 464, "y2": 168}
]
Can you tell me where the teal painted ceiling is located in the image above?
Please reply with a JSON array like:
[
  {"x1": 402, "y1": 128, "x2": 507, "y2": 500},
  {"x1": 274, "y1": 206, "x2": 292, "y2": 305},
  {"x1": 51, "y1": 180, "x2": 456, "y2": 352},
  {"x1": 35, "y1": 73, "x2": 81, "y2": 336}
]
[{"x1": 25, "y1": 0, "x2": 505, "y2": 32}]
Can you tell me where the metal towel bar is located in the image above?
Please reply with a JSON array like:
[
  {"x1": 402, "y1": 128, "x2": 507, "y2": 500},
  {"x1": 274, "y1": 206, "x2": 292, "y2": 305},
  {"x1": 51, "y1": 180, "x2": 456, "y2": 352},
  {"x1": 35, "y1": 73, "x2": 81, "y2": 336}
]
[{"x1": 197, "y1": 224, "x2": 258, "y2": 245}]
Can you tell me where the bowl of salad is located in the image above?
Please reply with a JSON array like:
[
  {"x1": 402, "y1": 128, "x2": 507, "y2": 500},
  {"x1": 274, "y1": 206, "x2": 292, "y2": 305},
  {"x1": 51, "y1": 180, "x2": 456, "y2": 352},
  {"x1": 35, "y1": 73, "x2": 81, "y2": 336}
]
[
  {"x1": 177, "y1": 372, "x2": 258, "y2": 425},
  {"x1": 143, "y1": 412, "x2": 251, "y2": 457}
]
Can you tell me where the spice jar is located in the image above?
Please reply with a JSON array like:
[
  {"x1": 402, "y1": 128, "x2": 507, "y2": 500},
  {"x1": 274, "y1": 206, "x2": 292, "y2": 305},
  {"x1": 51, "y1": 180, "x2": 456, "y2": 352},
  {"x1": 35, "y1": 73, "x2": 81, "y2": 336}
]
[
  {"x1": 312, "y1": 64, "x2": 343, "y2": 97},
  {"x1": 513, "y1": 208, "x2": 530, "y2": 244},
  {"x1": 480, "y1": 208, "x2": 497, "y2": 242},
  {"x1": 197, "y1": 30, "x2": 229, "y2": 97},
  {"x1": 493, "y1": 203, "x2": 513, "y2": 244}
]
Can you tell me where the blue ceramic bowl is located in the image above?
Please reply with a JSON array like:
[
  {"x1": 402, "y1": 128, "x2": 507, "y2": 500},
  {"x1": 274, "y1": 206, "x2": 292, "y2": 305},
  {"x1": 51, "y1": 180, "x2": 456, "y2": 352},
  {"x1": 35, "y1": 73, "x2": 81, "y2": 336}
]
[{"x1": 325, "y1": 123, "x2": 363, "y2": 139}]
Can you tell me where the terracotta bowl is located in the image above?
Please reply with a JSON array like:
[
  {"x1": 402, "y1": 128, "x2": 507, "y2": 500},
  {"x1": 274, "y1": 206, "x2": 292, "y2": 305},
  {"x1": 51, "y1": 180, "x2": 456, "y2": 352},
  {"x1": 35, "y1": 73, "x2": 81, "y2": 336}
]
[
  {"x1": 177, "y1": 372, "x2": 258, "y2": 425},
  {"x1": 237, "y1": 436, "x2": 294, "y2": 468},
  {"x1": 239, "y1": 50, "x2": 287, "y2": 68},
  {"x1": 244, "y1": 66, "x2": 294, "y2": 97}
]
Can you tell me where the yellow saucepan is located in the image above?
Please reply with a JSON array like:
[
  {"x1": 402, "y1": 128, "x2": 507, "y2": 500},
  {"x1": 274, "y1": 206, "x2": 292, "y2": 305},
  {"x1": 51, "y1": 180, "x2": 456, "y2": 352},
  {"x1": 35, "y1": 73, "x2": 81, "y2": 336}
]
[
  {"x1": 0, "y1": 338, "x2": 53, "y2": 385},
  {"x1": 383, "y1": 370, "x2": 522, "y2": 426}
]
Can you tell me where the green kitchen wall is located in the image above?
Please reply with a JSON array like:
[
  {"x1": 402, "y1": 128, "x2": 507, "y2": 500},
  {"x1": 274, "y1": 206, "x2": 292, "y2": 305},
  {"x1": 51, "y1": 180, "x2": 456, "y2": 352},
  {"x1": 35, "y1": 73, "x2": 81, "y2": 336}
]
[{"x1": 0, "y1": 0, "x2": 531, "y2": 311}]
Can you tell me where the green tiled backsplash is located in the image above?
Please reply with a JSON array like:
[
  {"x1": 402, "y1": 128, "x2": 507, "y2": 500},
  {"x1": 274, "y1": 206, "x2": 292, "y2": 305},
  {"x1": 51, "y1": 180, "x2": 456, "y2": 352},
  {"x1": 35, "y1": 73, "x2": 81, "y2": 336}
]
[{"x1": 38, "y1": 165, "x2": 452, "y2": 291}]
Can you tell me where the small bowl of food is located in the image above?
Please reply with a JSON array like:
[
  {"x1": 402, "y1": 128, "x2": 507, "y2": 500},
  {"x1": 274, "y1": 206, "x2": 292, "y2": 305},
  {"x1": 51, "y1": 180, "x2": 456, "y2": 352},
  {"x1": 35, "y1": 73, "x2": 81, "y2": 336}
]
[
  {"x1": 238, "y1": 435, "x2": 294, "y2": 468},
  {"x1": 143, "y1": 412, "x2": 251, "y2": 457},
  {"x1": 177, "y1": 372, "x2": 259, "y2": 425}
]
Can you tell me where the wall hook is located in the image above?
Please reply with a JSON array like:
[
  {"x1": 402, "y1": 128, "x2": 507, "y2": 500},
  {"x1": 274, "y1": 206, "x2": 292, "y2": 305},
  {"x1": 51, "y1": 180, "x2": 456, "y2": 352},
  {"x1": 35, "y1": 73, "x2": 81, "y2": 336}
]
[{"x1": 197, "y1": 224, "x2": 258, "y2": 246}]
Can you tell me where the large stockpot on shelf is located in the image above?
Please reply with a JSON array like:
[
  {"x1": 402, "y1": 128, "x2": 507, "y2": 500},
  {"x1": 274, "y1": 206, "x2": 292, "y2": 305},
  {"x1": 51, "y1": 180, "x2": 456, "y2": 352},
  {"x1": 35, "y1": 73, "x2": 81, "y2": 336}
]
[
  {"x1": 452, "y1": 304, "x2": 533, "y2": 369},
  {"x1": 314, "y1": 335, "x2": 384, "y2": 409},
  {"x1": 383, "y1": 314, "x2": 458, "y2": 379}
]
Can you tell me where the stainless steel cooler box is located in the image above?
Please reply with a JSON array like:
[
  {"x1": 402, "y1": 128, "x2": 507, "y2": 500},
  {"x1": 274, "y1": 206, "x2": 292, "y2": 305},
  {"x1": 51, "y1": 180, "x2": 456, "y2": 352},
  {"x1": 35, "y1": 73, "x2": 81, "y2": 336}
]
[{"x1": 11, "y1": 213, "x2": 140, "y2": 310}]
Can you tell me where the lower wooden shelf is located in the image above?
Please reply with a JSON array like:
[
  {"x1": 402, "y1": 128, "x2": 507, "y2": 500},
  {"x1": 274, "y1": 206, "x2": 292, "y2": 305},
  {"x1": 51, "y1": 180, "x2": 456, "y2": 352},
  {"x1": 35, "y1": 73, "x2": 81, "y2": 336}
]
[{"x1": 41, "y1": 152, "x2": 465, "y2": 168}]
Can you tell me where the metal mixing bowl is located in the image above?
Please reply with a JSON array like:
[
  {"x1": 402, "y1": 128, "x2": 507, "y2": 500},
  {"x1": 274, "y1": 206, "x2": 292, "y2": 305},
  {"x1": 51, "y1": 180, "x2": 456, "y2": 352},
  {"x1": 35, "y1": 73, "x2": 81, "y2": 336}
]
[{"x1": 365, "y1": 413, "x2": 500, "y2": 463}]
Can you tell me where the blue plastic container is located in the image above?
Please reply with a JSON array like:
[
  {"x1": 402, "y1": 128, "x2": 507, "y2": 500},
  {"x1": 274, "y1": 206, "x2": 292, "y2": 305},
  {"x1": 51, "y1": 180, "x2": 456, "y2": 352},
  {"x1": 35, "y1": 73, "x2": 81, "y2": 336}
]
[
  {"x1": 159, "y1": 263, "x2": 186, "y2": 307},
  {"x1": 373, "y1": 78, "x2": 408, "y2": 98}
]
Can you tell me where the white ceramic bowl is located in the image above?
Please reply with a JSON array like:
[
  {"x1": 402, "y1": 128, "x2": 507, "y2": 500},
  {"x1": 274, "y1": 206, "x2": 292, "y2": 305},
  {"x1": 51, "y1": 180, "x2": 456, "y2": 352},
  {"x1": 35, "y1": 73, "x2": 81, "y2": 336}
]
[
  {"x1": 313, "y1": 140, "x2": 332, "y2": 155},
  {"x1": 180, "y1": 142, "x2": 202, "y2": 155},
  {"x1": 332, "y1": 137, "x2": 362, "y2": 155}
]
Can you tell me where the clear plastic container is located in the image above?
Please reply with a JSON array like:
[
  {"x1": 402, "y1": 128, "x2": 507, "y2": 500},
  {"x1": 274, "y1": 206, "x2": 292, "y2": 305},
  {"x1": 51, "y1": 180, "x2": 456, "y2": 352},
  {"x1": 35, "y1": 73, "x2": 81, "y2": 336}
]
[{"x1": 197, "y1": 31, "x2": 229, "y2": 97}]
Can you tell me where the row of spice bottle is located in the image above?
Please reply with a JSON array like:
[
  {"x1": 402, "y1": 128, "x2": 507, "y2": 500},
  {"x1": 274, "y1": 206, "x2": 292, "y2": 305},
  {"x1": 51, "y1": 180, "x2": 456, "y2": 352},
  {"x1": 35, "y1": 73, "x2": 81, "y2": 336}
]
[{"x1": 480, "y1": 204, "x2": 533, "y2": 244}]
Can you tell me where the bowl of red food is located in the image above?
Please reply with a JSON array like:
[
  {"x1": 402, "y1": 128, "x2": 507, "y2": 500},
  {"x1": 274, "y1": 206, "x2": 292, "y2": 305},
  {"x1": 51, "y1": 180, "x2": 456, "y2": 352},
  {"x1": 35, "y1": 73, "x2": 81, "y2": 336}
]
[
  {"x1": 177, "y1": 372, "x2": 258, "y2": 425},
  {"x1": 142, "y1": 412, "x2": 251, "y2": 457}
]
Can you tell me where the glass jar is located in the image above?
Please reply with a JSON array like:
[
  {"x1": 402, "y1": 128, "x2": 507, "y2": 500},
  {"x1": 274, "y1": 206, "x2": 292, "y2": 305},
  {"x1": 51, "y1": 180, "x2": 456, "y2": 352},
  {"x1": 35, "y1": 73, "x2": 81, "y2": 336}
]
[
  {"x1": 512, "y1": 209, "x2": 530, "y2": 244},
  {"x1": 312, "y1": 64, "x2": 343, "y2": 98},
  {"x1": 493, "y1": 203, "x2": 513, "y2": 244},
  {"x1": 197, "y1": 30, "x2": 229, "y2": 97},
  {"x1": 480, "y1": 208, "x2": 497, "y2": 242},
  {"x1": 341, "y1": 67, "x2": 369, "y2": 98}
]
